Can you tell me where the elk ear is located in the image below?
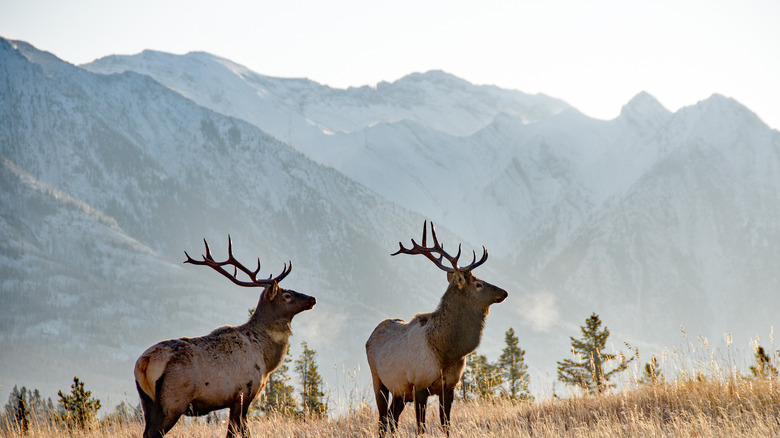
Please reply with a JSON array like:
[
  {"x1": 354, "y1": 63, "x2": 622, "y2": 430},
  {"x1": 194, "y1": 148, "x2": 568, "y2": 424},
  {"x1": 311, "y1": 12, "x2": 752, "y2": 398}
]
[
  {"x1": 447, "y1": 271, "x2": 467, "y2": 289},
  {"x1": 264, "y1": 284, "x2": 279, "y2": 301}
]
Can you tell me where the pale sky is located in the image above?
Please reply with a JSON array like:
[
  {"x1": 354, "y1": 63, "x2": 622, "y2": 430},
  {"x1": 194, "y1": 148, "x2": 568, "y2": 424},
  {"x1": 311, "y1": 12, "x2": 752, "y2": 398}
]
[{"x1": 2, "y1": 0, "x2": 779, "y2": 130}]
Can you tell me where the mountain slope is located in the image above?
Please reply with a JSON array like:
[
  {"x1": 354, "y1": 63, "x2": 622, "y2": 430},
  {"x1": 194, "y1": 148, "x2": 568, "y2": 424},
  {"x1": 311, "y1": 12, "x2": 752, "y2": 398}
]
[
  {"x1": 4, "y1": 39, "x2": 780, "y2": 405},
  {"x1": 0, "y1": 38, "x2": 461, "y2": 403}
]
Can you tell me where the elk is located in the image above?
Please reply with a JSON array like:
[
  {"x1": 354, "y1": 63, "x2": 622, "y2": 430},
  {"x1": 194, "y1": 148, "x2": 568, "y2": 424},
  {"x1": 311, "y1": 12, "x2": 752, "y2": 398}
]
[
  {"x1": 134, "y1": 237, "x2": 316, "y2": 438},
  {"x1": 366, "y1": 221, "x2": 508, "y2": 436}
]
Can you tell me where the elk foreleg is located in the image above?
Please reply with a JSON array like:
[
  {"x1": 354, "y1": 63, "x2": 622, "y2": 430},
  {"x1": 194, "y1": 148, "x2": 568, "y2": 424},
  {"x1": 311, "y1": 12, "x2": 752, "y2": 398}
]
[
  {"x1": 226, "y1": 395, "x2": 252, "y2": 438},
  {"x1": 438, "y1": 386, "x2": 454, "y2": 437},
  {"x1": 413, "y1": 388, "x2": 429, "y2": 435}
]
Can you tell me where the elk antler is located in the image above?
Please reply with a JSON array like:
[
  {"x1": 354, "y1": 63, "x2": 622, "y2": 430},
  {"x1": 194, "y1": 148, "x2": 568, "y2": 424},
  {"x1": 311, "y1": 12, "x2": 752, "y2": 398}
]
[
  {"x1": 184, "y1": 236, "x2": 291, "y2": 287},
  {"x1": 391, "y1": 221, "x2": 488, "y2": 273}
]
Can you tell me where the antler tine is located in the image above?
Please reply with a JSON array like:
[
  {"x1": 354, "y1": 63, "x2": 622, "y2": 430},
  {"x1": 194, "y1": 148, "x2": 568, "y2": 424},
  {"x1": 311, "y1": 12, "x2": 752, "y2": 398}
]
[
  {"x1": 459, "y1": 246, "x2": 489, "y2": 271},
  {"x1": 253, "y1": 258, "x2": 262, "y2": 278},
  {"x1": 204, "y1": 238, "x2": 214, "y2": 262},
  {"x1": 274, "y1": 261, "x2": 292, "y2": 283}
]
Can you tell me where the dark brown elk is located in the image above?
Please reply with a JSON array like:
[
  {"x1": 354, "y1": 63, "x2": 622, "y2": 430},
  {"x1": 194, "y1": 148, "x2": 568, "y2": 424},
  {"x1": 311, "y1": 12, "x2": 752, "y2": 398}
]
[
  {"x1": 134, "y1": 237, "x2": 316, "y2": 438},
  {"x1": 366, "y1": 221, "x2": 508, "y2": 436}
]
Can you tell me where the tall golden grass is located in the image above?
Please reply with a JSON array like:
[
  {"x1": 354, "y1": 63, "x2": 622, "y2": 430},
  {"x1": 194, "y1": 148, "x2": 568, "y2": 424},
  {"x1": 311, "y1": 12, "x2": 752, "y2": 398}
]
[
  {"x1": 4, "y1": 334, "x2": 779, "y2": 437},
  {"x1": 4, "y1": 376, "x2": 779, "y2": 437}
]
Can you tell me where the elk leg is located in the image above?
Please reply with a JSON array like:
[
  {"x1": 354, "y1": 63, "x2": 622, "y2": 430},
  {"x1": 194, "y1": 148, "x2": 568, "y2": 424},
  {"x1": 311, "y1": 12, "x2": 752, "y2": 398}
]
[
  {"x1": 143, "y1": 382, "x2": 185, "y2": 438},
  {"x1": 413, "y1": 388, "x2": 429, "y2": 435},
  {"x1": 374, "y1": 382, "x2": 391, "y2": 435},
  {"x1": 226, "y1": 398, "x2": 251, "y2": 438},
  {"x1": 438, "y1": 386, "x2": 454, "y2": 436},
  {"x1": 389, "y1": 394, "x2": 405, "y2": 434},
  {"x1": 138, "y1": 383, "x2": 165, "y2": 438}
]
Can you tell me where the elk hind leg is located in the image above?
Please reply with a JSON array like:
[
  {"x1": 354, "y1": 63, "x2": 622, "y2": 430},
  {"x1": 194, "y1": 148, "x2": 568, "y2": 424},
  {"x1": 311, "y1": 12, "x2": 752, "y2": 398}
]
[
  {"x1": 138, "y1": 380, "x2": 184, "y2": 438},
  {"x1": 138, "y1": 382, "x2": 164, "y2": 438},
  {"x1": 374, "y1": 381, "x2": 391, "y2": 435}
]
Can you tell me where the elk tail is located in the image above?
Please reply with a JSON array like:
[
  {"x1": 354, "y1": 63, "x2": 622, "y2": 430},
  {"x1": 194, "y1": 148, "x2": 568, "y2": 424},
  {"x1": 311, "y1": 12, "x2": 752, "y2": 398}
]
[{"x1": 134, "y1": 353, "x2": 168, "y2": 403}]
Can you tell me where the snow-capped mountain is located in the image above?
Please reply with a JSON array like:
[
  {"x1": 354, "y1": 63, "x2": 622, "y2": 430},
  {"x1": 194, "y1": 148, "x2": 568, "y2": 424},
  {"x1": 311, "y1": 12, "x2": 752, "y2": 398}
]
[
  {"x1": 3, "y1": 38, "x2": 780, "y2": 406},
  {"x1": 0, "y1": 38, "x2": 457, "y2": 404},
  {"x1": 83, "y1": 53, "x2": 571, "y2": 246}
]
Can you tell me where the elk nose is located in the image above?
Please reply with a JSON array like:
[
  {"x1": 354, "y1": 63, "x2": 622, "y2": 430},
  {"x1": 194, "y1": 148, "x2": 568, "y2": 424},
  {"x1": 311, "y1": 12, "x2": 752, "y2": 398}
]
[{"x1": 496, "y1": 290, "x2": 508, "y2": 303}]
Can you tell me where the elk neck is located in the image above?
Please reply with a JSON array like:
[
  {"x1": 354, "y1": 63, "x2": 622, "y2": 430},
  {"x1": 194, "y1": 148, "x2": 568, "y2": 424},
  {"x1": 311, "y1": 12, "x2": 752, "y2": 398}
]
[
  {"x1": 426, "y1": 284, "x2": 488, "y2": 363},
  {"x1": 243, "y1": 298, "x2": 293, "y2": 370}
]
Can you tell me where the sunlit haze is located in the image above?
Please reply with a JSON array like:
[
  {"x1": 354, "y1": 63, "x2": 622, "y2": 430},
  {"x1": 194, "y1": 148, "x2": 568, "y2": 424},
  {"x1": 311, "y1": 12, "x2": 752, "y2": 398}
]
[{"x1": 2, "y1": 0, "x2": 779, "y2": 129}]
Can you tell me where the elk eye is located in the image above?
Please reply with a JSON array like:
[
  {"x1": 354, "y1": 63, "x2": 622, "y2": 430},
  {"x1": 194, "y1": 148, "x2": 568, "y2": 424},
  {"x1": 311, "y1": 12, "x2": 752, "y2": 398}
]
[
  {"x1": 475, "y1": 282, "x2": 483, "y2": 289},
  {"x1": 283, "y1": 293, "x2": 292, "y2": 300}
]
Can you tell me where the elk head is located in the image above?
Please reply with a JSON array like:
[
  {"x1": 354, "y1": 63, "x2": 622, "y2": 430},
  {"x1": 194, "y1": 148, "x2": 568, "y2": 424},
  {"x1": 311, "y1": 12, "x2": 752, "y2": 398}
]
[{"x1": 392, "y1": 221, "x2": 507, "y2": 309}]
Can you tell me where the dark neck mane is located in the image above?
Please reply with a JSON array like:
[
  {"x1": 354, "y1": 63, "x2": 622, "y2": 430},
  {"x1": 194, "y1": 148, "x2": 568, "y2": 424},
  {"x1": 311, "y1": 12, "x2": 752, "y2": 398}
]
[
  {"x1": 426, "y1": 284, "x2": 488, "y2": 364},
  {"x1": 241, "y1": 295, "x2": 293, "y2": 372}
]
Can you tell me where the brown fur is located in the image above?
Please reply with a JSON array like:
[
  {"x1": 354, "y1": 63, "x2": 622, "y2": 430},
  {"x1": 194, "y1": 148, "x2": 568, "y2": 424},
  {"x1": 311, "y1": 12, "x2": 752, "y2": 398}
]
[{"x1": 136, "y1": 285, "x2": 315, "y2": 438}]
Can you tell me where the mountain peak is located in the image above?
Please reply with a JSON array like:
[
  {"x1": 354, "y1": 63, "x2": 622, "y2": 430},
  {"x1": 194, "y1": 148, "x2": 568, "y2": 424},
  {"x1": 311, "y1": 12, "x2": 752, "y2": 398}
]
[
  {"x1": 620, "y1": 92, "x2": 669, "y2": 117},
  {"x1": 618, "y1": 91, "x2": 672, "y2": 129},
  {"x1": 393, "y1": 70, "x2": 470, "y2": 88},
  {"x1": 676, "y1": 93, "x2": 769, "y2": 131}
]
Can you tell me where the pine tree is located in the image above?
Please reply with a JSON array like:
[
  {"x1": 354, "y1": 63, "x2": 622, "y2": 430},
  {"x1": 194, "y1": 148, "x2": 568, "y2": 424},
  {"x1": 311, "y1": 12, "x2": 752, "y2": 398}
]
[
  {"x1": 749, "y1": 346, "x2": 778, "y2": 379},
  {"x1": 557, "y1": 313, "x2": 633, "y2": 394},
  {"x1": 497, "y1": 327, "x2": 533, "y2": 401},
  {"x1": 467, "y1": 353, "x2": 503, "y2": 401},
  {"x1": 458, "y1": 353, "x2": 477, "y2": 401},
  {"x1": 294, "y1": 342, "x2": 327, "y2": 416},
  {"x1": 6, "y1": 385, "x2": 29, "y2": 433},
  {"x1": 57, "y1": 377, "x2": 101, "y2": 429},
  {"x1": 255, "y1": 345, "x2": 298, "y2": 416},
  {"x1": 4, "y1": 386, "x2": 56, "y2": 431}
]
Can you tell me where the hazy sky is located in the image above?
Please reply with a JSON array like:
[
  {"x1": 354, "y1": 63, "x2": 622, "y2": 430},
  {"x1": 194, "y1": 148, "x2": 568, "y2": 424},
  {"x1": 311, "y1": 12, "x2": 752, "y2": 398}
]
[{"x1": 2, "y1": 0, "x2": 779, "y2": 130}]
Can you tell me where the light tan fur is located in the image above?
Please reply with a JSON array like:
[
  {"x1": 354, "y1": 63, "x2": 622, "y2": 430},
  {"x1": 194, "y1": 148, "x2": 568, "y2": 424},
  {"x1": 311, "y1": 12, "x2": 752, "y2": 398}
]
[
  {"x1": 366, "y1": 237, "x2": 507, "y2": 437},
  {"x1": 134, "y1": 347, "x2": 170, "y2": 402},
  {"x1": 366, "y1": 318, "x2": 442, "y2": 398}
]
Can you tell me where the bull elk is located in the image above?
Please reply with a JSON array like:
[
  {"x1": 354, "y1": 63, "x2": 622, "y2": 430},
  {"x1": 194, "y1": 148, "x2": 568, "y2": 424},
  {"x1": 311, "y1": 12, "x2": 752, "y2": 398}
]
[
  {"x1": 366, "y1": 221, "x2": 508, "y2": 436},
  {"x1": 134, "y1": 237, "x2": 316, "y2": 438}
]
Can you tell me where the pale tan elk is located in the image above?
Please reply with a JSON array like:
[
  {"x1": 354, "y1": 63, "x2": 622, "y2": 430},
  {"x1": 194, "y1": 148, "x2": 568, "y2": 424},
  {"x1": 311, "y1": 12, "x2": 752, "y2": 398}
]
[
  {"x1": 134, "y1": 237, "x2": 316, "y2": 438},
  {"x1": 366, "y1": 221, "x2": 508, "y2": 436}
]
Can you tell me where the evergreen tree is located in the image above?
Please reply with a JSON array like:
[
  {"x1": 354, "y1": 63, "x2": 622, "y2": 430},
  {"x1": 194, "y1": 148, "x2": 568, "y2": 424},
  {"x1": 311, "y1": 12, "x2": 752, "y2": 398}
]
[
  {"x1": 253, "y1": 345, "x2": 298, "y2": 416},
  {"x1": 294, "y1": 342, "x2": 327, "y2": 416},
  {"x1": 497, "y1": 328, "x2": 533, "y2": 401},
  {"x1": 467, "y1": 353, "x2": 503, "y2": 401},
  {"x1": 749, "y1": 346, "x2": 778, "y2": 379},
  {"x1": 557, "y1": 313, "x2": 633, "y2": 394},
  {"x1": 57, "y1": 377, "x2": 101, "y2": 429},
  {"x1": 458, "y1": 353, "x2": 477, "y2": 401},
  {"x1": 6, "y1": 385, "x2": 29, "y2": 433},
  {"x1": 4, "y1": 386, "x2": 56, "y2": 431}
]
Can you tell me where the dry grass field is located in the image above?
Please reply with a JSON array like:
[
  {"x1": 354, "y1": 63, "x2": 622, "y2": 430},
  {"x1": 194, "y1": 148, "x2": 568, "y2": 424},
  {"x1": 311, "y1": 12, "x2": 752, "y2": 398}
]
[
  {"x1": 4, "y1": 375, "x2": 780, "y2": 437},
  {"x1": 5, "y1": 334, "x2": 780, "y2": 437}
]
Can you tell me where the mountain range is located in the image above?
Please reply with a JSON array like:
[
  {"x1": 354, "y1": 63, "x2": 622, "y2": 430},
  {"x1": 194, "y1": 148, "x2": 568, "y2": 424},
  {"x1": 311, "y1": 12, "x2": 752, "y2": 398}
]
[{"x1": 2, "y1": 37, "x2": 779, "y2": 406}]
